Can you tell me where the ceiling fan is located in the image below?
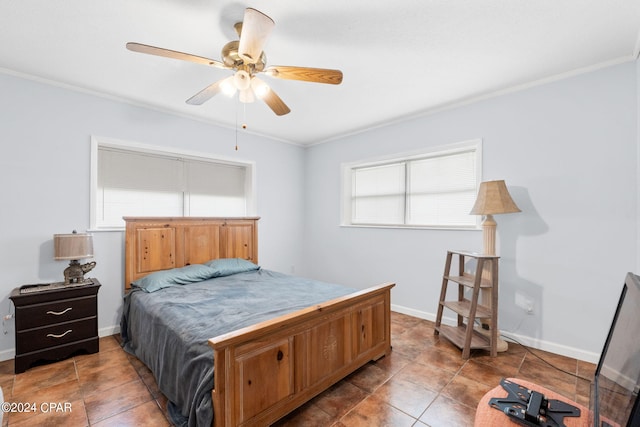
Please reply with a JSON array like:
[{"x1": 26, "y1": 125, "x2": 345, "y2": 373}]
[{"x1": 126, "y1": 7, "x2": 343, "y2": 116}]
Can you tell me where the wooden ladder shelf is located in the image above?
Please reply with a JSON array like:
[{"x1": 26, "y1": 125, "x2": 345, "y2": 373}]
[{"x1": 434, "y1": 250, "x2": 499, "y2": 358}]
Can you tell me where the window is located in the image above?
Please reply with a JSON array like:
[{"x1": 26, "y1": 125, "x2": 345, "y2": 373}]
[
  {"x1": 90, "y1": 137, "x2": 255, "y2": 229},
  {"x1": 342, "y1": 140, "x2": 481, "y2": 228}
]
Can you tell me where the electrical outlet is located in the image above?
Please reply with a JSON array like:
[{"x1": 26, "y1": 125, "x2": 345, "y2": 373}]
[
  {"x1": 526, "y1": 301, "x2": 534, "y2": 314},
  {"x1": 515, "y1": 293, "x2": 534, "y2": 314}
]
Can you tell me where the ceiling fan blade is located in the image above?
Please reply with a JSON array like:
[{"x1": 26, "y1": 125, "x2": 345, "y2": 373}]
[
  {"x1": 251, "y1": 78, "x2": 290, "y2": 116},
  {"x1": 261, "y1": 89, "x2": 291, "y2": 116},
  {"x1": 238, "y1": 8, "x2": 275, "y2": 64},
  {"x1": 126, "y1": 42, "x2": 228, "y2": 69},
  {"x1": 186, "y1": 76, "x2": 234, "y2": 105},
  {"x1": 264, "y1": 65, "x2": 343, "y2": 85}
]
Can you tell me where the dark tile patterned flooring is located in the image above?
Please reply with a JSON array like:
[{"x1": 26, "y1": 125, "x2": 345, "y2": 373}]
[{"x1": 0, "y1": 312, "x2": 594, "y2": 426}]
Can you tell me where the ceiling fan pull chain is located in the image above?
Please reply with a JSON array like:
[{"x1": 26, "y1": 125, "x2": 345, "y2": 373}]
[
  {"x1": 235, "y1": 97, "x2": 239, "y2": 151},
  {"x1": 242, "y1": 102, "x2": 248, "y2": 134}
]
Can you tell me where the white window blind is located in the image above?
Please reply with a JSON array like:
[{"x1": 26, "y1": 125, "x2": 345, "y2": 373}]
[
  {"x1": 352, "y1": 163, "x2": 406, "y2": 225},
  {"x1": 406, "y1": 151, "x2": 477, "y2": 226},
  {"x1": 344, "y1": 141, "x2": 481, "y2": 228},
  {"x1": 94, "y1": 142, "x2": 251, "y2": 229},
  {"x1": 186, "y1": 160, "x2": 247, "y2": 217}
]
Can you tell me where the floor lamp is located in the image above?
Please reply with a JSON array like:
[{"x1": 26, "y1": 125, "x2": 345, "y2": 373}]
[{"x1": 469, "y1": 180, "x2": 521, "y2": 351}]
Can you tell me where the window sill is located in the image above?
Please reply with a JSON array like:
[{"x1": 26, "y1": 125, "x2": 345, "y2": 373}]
[
  {"x1": 87, "y1": 227, "x2": 125, "y2": 233},
  {"x1": 339, "y1": 224, "x2": 481, "y2": 231}
]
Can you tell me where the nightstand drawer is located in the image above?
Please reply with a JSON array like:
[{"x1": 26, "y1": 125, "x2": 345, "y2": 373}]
[
  {"x1": 15, "y1": 295, "x2": 97, "y2": 330},
  {"x1": 16, "y1": 317, "x2": 98, "y2": 353}
]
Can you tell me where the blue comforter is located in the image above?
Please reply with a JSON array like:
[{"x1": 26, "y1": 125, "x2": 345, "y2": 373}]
[{"x1": 120, "y1": 269, "x2": 354, "y2": 427}]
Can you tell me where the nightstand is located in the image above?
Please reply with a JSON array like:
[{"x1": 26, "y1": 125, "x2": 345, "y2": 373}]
[{"x1": 9, "y1": 279, "x2": 101, "y2": 373}]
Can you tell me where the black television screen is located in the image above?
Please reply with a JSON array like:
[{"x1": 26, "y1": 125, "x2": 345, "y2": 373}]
[{"x1": 592, "y1": 272, "x2": 640, "y2": 427}]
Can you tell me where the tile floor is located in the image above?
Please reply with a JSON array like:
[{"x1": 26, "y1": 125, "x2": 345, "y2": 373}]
[{"x1": 0, "y1": 312, "x2": 595, "y2": 426}]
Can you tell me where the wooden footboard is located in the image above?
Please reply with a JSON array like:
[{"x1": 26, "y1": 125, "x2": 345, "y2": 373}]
[{"x1": 208, "y1": 282, "x2": 395, "y2": 427}]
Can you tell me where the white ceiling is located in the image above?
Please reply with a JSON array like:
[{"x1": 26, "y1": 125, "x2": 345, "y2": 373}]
[{"x1": 1, "y1": 1, "x2": 639, "y2": 145}]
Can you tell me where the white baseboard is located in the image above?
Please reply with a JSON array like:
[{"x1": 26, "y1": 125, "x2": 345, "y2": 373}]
[
  {"x1": 99, "y1": 325, "x2": 120, "y2": 337},
  {"x1": 499, "y1": 330, "x2": 600, "y2": 364},
  {"x1": 391, "y1": 303, "x2": 600, "y2": 364},
  {"x1": 391, "y1": 304, "x2": 438, "y2": 322},
  {"x1": 0, "y1": 349, "x2": 13, "y2": 363}
]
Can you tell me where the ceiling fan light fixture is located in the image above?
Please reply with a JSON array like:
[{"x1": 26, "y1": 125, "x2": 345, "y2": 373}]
[
  {"x1": 219, "y1": 76, "x2": 237, "y2": 97},
  {"x1": 239, "y1": 88, "x2": 255, "y2": 103},
  {"x1": 233, "y1": 70, "x2": 251, "y2": 91},
  {"x1": 251, "y1": 78, "x2": 270, "y2": 99}
]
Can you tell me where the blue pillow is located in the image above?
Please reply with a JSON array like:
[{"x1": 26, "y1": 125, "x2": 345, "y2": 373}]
[
  {"x1": 131, "y1": 264, "x2": 217, "y2": 293},
  {"x1": 204, "y1": 258, "x2": 260, "y2": 277}
]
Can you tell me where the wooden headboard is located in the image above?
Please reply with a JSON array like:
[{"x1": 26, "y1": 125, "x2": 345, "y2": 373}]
[{"x1": 124, "y1": 217, "x2": 259, "y2": 290}]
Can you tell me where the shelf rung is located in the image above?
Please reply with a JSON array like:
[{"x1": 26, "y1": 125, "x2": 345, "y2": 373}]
[
  {"x1": 443, "y1": 300, "x2": 492, "y2": 318},
  {"x1": 435, "y1": 324, "x2": 492, "y2": 350},
  {"x1": 444, "y1": 274, "x2": 493, "y2": 288},
  {"x1": 448, "y1": 250, "x2": 499, "y2": 259}
]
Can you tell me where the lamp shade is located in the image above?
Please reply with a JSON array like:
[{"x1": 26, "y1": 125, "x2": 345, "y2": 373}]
[
  {"x1": 54, "y1": 232, "x2": 94, "y2": 260},
  {"x1": 470, "y1": 180, "x2": 521, "y2": 215}
]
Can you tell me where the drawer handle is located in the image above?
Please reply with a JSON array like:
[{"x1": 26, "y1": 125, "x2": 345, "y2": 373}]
[
  {"x1": 46, "y1": 308, "x2": 72, "y2": 316},
  {"x1": 47, "y1": 330, "x2": 73, "y2": 339}
]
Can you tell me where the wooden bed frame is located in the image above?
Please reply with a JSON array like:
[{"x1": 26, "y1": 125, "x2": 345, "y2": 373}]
[{"x1": 124, "y1": 217, "x2": 395, "y2": 427}]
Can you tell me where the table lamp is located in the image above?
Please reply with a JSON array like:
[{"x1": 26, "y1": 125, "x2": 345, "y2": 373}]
[
  {"x1": 54, "y1": 231, "x2": 96, "y2": 285},
  {"x1": 470, "y1": 180, "x2": 521, "y2": 256}
]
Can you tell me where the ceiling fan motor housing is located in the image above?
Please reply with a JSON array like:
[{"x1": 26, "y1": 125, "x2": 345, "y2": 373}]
[{"x1": 221, "y1": 40, "x2": 266, "y2": 72}]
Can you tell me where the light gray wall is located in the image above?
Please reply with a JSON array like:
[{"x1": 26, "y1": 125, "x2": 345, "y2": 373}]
[
  {"x1": 1, "y1": 60, "x2": 637, "y2": 363},
  {"x1": 0, "y1": 73, "x2": 307, "y2": 359},
  {"x1": 301, "y1": 61, "x2": 638, "y2": 362},
  {"x1": 637, "y1": 58, "x2": 640, "y2": 273}
]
